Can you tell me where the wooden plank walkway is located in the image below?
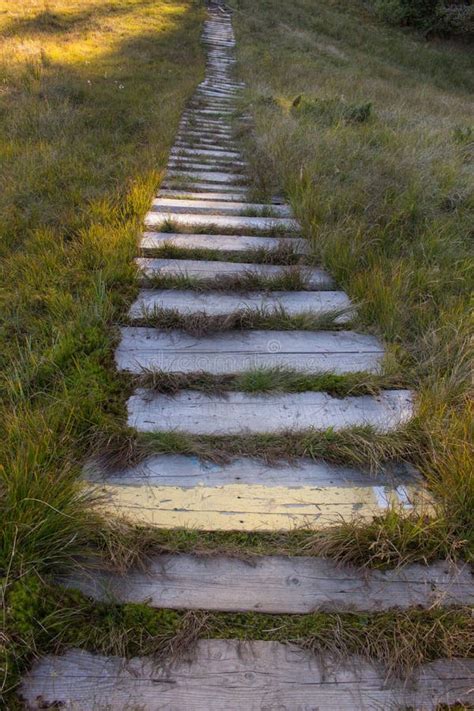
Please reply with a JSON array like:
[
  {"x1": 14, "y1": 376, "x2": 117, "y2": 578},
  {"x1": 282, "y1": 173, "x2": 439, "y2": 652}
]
[
  {"x1": 20, "y1": 646, "x2": 474, "y2": 710},
  {"x1": 21, "y1": 5, "x2": 473, "y2": 707}
]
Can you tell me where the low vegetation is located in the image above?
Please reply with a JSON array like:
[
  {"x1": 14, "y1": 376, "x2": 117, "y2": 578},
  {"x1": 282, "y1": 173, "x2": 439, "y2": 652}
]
[
  {"x1": 232, "y1": 0, "x2": 473, "y2": 565},
  {"x1": 1, "y1": 0, "x2": 473, "y2": 703},
  {"x1": 0, "y1": 0, "x2": 205, "y2": 700},
  {"x1": 4, "y1": 576, "x2": 473, "y2": 698}
]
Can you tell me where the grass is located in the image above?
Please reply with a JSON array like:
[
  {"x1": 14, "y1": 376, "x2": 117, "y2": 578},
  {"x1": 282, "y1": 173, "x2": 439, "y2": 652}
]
[
  {"x1": 4, "y1": 576, "x2": 473, "y2": 697},
  {"x1": 0, "y1": 0, "x2": 205, "y2": 700},
  {"x1": 1, "y1": 0, "x2": 473, "y2": 703},
  {"x1": 141, "y1": 239, "x2": 309, "y2": 264},
  {"x1": 97, "y1": 422, "x2": 419, "y2": 470},
  {"x1": 134, "y1": 366, "x2": 407, "y2": 396},
  {"x1": 150, "y1": 215, "x2": 298, "y2": 236},
  {"x1": 129, "y1": 305, "x2": 350, "y2": 335},
  {"x1": 230, "y1": 0, "x2": 474, "y2": 562},
  {"x1": 140, "y1": 265, "x2": 326, "y2": 291}
]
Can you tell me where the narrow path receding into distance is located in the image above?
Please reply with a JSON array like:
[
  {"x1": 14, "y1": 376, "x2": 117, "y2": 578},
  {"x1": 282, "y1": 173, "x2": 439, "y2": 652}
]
[{"x1": 20, "y1": 4, "x2": 474, "y2": 709}]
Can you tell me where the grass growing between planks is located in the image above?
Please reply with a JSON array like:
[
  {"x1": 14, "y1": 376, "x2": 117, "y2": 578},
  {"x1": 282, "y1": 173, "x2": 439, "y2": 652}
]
[
  {"x1": 140, "y1": 265, "x2": 325, "y2": 291},
  {"x1": 128, "y1": 305, "x2": 350, "y2": 335},
  {"x1": 231, "y1": 0, "x2": 474, "y2": 562},
  {"x1": 141, "y1": 239, "x2": 308, "y2": 264},
  {"x1": 134, "y1": 366, "x2": 407, "y2": 396},
  {"x1": 0, "y1": 0, "x2": 205, "y2": 701},
  {"x1": 4, "y1": 577, "x2": 473, "y2": 694}
]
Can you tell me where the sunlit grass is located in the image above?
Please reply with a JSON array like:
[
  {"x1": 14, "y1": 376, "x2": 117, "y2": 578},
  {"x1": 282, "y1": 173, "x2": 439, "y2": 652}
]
[{"x1": 232, "y1": 0, "x2": 474, "y2": 561}]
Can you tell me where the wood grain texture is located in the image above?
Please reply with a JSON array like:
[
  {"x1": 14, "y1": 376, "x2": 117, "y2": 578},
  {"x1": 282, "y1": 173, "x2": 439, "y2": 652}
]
[
  {"x1": 157, "y1": 190, "x2": 251, "y2": 201},
  {"x1": 127, "y1": 389, "x2": 414, "y2": 434},
  {"x1": 86, "y1": 480, "x2": 426, "y2": 531},
  {"x1": 145, "y1": 212, "x2": 299, "y2": 233},
  {"x1": 20, "y1": 645, "x2": 474, "y2": 710},
  {"x1": 151, "y1": 197, "x2": 291, "y2": 216},
  {"x1": 166, "y1": 170, "x2": 246, "y2": 184},
  {"x1": 115, "y1": 326, "x2": 382, "y2": 374},
  {"x1": 140, "y1": 232, "x2": 308, "y2": 254},
  {"x1": 128, "y1": 288, "x2": 351, "y2": 320},
  {"x1": 135, "y1": 258, "x2": 332, "y2": 284},
  {"x1": 62, "y1": 555, "x2": 473, "y2": 612}
]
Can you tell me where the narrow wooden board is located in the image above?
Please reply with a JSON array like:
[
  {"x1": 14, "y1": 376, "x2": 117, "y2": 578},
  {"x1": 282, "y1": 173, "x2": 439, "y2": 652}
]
[
  {"x1": 20, "y1": 646, "x2": 474, "y2": 711},
  {"x1": 116, "y1": 326, "x2": 382, "y2": 374},
  {"x1": 140, "y1": 233, "x2": 307, "y2": 255},
  {"x1": 135, "y1": 258, "x2": 333, "y2": 288},
  {"x1": 151, "y1": 197, "x2": 291, "y2": 216},
  {"x1": 128, "y1": 288, "x2": 351, "y2": 320},
  {"x1": 86, "y1": 454, "x2": 418, "y2": 489},
  {"x1": 170, "y1": 148, "x2": 242, "y2": 160},
  {"x1": 77, "y1": 481, "x2": 425, "y2": 531},
  {"x1": 62, "y1": 555, "x2": 473, "y2": 612},
  {"x1": 146, "y1": 212, "x2": 299, "y2": 233},
  {"x1": 127, "y1": 389, "x2": 414, "y2": 434},
  {"x1": 84, "y1": 454, "x2": 425, "y2": 531},
  {"x1": 157, "y1": 190, "x2": 251, "y2": 202},
  {"x1": 166, "y1": 170, "x2": 246, "y2": 184}
]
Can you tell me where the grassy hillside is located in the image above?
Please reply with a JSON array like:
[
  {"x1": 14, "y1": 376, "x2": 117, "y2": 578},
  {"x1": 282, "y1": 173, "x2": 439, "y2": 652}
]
[
  {"x1": 0, "y1": 0, "x2": 205, "y2": 697},
  {"x1": 232, "y1": 0, "x2": 473, "y2": 563}
]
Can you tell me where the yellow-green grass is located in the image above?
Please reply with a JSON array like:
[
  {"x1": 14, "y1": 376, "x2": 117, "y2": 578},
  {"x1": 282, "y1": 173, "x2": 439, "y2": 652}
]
[
  {"x1": 0, "y1": 0, "x2": 206, "y2": 582},
  {"x1": 230, "y1": 0, "x2": 474, "y2": 562}
]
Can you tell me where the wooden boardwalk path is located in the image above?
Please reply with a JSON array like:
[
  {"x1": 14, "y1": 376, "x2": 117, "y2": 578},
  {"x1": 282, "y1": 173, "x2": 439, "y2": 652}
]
[{"x1": 21, "y1": 4, "x2": 474, "y2": 709}]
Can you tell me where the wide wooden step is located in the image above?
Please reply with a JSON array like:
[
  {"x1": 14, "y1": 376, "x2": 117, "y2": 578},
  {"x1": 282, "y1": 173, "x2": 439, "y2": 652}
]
[
  {"x1": 151, "y1": 197, "x2": 292, "y2": 216},
  {"x1": 146, "y1": 214, "x2": 300, "y2": 234},
  {"x1": 116, "y1": 327, "x2": 382, "y2": 374},
  {"x1": 129, "y1": 289, "x2": 350, "y2": 320},
  {"x1": 20, "y1": 646, "x2": 474, "y2": 711},
  {"x1": 61, "y1": 554, "x2": 473, "y2": 612},
  {"x1": 140, "y1": 232, "x2": 309, "y2": 254},
  {"x1": 127, "y1": 389, "x2": 414, "y2": 434},
  {"x1": 135, "y1": 258, "x2": 333, "y2": 288},
  {"x1": 85, "y1": 454, "x2": 423, "y2": 531}
]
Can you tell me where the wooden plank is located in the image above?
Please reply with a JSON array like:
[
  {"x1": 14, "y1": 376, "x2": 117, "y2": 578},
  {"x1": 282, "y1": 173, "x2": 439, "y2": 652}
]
[
  {"x1": 151, "y1": 198, "x2": 291, "y2": 216},
  {"x1": 84, "y1": 455, "x2": 425, "y2": 531},
  {"x1": 142, "y1": 233, "x2": 304, "y2": 256},
  {"x1": 166, "y1": 170, "x2": 246, "y2": 184},
  {"x1": 127, "y1": 389, "x2": 414, "y2": 434},
  {"x1": 146, "y1": 212, "x2": 299, "y2": 233},
  {"x1": 62, "y1": 555, "x2": 473, "y2": 612},
  {"x1": 170, "y1": 149, "x2": 242, "y2": 160},
  {"x1": 116, "y1": 326, "x2": 382, "y2": 374},
  {"x1": 157, "y1": 190, "x2": 251, "y2": 202},
  {"x1": 135, "y1": 258, "x2": 333, "y2": 288},
  {"x1": 128, "y1": 288, "x2": 351, "y2": 320},
  {"x1": 20, "y1": 646, "x2": 474, "y2": 710},
  {"x1": 86, "y1": 454, "x2": 417, "y2": 489},
  {"x1": 81, "y1": 482, "x2": 425, "y2": 531}
]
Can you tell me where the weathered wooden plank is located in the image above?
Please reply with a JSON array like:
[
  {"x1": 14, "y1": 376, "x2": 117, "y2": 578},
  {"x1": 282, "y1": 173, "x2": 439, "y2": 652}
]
[
  {"x1": 170, "y1": 148, "x2": 242, "y2": 160},
  {"x1": 128, "y1": 288, "x2": 351, "y2": 320},
  {"x1": 127, "y1": 389, "x2": 414, "y2": 434},
  {"x1": 20, "y1": 646, "x2": 474, "y2": 711},
  {"x1": 146, "y1": 213, "x2": 299, "y2": 233},
  {"x1": 151, "y1": 197, "x2": 291, "y2": 216},
  {"x1": 84, "y1": 457, "x2": 424, "y2": 533},
  {"x1": 166, "y1": 170, "x2": 246, "y2": 184},
  {"x1": 135, "y1": 258, "x2": 333, "y2": 288},
  {"x1": 86, "y1": 454, "x2": 418, "y2": 489},
  {"x1": 140, "y1": 232, "x2": 308, "y2": 254},
  {"x1": 157, "y1": 190, "x2": 251, "y2": 202},
  {"x1": 116, "y1": 326, "x2": 382, "y2": 374},
  {"x1": 62, "y1": 555, "x2": 473, "y2": 612}
]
